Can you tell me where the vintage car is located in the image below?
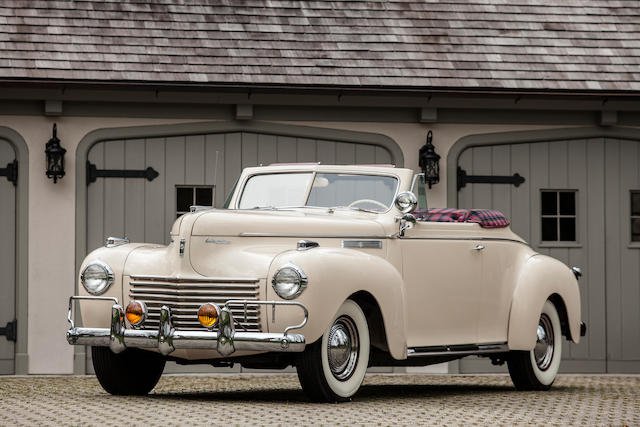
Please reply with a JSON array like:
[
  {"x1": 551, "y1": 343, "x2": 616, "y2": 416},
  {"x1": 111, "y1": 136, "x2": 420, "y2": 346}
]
[{"x1": 67, "y1": 164, "x2": 585, "y2": 402}]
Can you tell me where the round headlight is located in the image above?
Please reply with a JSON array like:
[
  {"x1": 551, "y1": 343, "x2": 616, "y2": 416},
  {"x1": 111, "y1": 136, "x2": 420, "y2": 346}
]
[
  {"x1": 272, "y1": 263, "x2": 307, "y2": 300},
  {"x1": 81, "y1": 261, "x2": 115, "y2": 295}
]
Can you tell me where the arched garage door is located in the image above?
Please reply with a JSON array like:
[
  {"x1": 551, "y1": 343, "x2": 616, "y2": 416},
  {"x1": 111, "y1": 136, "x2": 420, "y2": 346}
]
[
  {"x1": 457, "y1": 137, "x2": 640, "y2": 374},
  {"x1": 0, "y1": 139, "x2": 16, "y2": 374},
  {"x1": 86, "y1": 131, "x2": 396, "y2": 252}
]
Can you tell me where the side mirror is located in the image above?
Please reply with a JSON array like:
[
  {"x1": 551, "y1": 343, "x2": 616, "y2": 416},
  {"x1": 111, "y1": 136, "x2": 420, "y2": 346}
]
[{"x1": 394, "y1": 191, "x2": 418, "y2": 214}]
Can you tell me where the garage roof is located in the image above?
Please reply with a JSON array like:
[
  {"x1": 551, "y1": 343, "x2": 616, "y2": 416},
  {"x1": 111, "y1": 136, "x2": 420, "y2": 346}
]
[{"x1": 2, "y1": 1, "x2": 640, "y2": 92}]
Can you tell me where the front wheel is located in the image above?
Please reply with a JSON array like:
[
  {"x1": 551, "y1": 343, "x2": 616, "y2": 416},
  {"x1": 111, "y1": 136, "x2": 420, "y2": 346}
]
[
  {"x1": 92, "y1": 346, "x2": 166, "y2": 395},
  {"x1": 507, "y1": 300, "x2": 562, "y2": 390},
  {"x1": 296, "y1": 299, "x2": 370, "y2": 402}
]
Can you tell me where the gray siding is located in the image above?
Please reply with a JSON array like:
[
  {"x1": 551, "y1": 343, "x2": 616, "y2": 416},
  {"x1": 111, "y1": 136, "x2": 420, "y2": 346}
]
[
  {"x1": 0, "y1": 139, "x2": 15, "y2": 374},
  {"x1": 457, "y1": 137, "x2": 640, "y2": 373}
]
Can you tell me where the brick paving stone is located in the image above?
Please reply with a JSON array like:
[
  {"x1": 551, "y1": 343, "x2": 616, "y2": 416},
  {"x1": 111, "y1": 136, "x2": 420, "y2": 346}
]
[{"x1": 0, "y1": 374, "x2": 639, "y2": 426}]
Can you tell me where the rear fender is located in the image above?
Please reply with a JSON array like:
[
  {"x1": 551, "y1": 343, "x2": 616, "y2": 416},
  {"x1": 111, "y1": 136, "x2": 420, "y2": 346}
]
[{"x1": 508, "y1": 254, "x2": 581, "y2": 350}]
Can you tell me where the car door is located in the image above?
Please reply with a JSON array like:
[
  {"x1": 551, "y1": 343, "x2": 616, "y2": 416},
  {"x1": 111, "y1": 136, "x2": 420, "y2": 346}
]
[
  {"x1": 400, "y1": 221, "x2": 483, "y2": 347},
  {"x1": 474, "y1": 240, "x2": 527, "y2": 344}
]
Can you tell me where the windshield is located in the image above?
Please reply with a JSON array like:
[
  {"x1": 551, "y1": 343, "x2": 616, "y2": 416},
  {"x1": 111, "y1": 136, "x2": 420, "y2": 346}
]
[
  {"x1": 238, "y1": 173, "x2": 313, "y2": 209},
  {"x1": 238, "y1": 172, "x2": 398, "y2": 212}
]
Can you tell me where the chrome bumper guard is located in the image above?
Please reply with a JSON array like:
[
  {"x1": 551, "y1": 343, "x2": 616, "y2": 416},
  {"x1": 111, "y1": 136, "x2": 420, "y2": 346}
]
[{"x1": 66, "y1": 296, "x2": 308, "y2": 356}]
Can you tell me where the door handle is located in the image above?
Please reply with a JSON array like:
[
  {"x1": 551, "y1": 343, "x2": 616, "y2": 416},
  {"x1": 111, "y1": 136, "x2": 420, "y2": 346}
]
[{"x1": 472, "y1": 244, "x2": 485, "y2": 251}]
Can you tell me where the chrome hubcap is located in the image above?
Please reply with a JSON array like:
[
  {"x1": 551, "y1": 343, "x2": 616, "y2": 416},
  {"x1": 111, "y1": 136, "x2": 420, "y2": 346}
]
[
  {"x1": 327, "y1": 316, "x2": 359, "y2": 381},
  {"x1": 533, "y1": 313, "x2": 554, "y2": 371}
]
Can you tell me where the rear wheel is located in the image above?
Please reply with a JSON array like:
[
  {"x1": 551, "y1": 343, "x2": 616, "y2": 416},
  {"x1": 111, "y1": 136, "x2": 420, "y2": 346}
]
[
  {"x1": 296, "y1": 299, "x2": 370, "y2": 402},
  {"x1": 507, "y1": 300, "x2": 562, "y2": 391},
  {"x1": 92, "y1": 346, "x2": 165, "y2": 395}
]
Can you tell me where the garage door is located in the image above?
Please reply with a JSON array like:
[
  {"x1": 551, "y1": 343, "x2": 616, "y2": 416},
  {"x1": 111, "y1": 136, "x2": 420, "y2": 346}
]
[
  {"x1": 0, "y1": 138, "x2": 16, "y2": 374},
  {"x1": 86, "y1": 131, "x2": 395, "y2": 251},
  {"x1": 457, "y1": 137, "x2": 640, "y2": 373}
]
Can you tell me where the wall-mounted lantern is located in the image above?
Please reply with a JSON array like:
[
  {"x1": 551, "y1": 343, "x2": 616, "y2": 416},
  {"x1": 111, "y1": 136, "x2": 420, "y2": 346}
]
[
  {"x1": 418, "y1": 130, "x2": 440, "y2": 189},
  {"x1": 45, "y1": 123, "x2": 66, "y2": 183}
]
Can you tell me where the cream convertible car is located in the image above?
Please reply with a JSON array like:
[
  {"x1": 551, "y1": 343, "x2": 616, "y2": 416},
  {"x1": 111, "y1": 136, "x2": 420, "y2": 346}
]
[{"x1": 67, "y1": 164, "x2": 585, "y2": 402}]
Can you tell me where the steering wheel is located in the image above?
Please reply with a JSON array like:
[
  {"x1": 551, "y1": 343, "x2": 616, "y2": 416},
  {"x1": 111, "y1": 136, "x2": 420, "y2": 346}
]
[{"x1": 348, "y1": 199, "x2": 388, "y2": 210}]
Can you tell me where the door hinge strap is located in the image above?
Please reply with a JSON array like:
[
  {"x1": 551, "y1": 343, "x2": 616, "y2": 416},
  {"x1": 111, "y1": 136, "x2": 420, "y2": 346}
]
[
  {"x1": 457, "y1": 166, "x2": 525, "y2": 191},
  {"x1": 0, "y1": 319, "x2": 17, "y2": 342},
  {"x1": 86, "y1": 161, "x2": 159, "y2": 185},
  {"x1": 0, "y1": 160, "x2": 17, "y2": 186}
]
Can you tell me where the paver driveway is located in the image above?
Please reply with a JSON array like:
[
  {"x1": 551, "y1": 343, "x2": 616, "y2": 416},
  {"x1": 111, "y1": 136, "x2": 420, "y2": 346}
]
[{"x1": 1, "y1": 374, "x2": 638, "y2": 425}]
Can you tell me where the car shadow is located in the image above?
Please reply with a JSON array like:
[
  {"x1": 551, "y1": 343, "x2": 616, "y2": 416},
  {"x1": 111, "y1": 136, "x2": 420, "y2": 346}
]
[{"x1": 148, "y1": 382, "x2": 571, "y2": 403}]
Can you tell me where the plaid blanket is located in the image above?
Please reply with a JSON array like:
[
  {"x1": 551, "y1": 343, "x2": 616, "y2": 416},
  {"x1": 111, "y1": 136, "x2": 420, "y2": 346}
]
[{"x1": 414, "y1": 208, "x2": 510, "y2": 228}]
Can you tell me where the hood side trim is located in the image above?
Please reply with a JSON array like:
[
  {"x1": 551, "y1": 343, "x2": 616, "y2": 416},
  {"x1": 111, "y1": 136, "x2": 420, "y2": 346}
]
[{"x1": 238, "y1": 232, "x2": 393, "y2": 239}]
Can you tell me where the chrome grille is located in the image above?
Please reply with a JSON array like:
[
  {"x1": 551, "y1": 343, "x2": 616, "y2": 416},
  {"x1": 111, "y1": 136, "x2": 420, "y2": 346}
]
[{"x1": 129, "y1": 275, "x2": 261, "y2": 331}]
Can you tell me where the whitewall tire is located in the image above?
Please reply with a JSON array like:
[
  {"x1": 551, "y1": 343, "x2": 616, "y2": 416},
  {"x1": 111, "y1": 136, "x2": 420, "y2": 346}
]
[
  {"x1": 296, "y1": 299, "x2": 370, "y2": 402},
  {"x1": 507, "y1": 300, "x2": 562, "y2": 390}
]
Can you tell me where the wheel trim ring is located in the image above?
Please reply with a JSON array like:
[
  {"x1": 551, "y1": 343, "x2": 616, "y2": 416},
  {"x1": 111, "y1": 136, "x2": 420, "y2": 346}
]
[
  {"x1": 533, "y1": 313, "x2": 554, "y2": 371},
  {"x1": 327, "y1": 316, "x2": 360, "y2": 381}
]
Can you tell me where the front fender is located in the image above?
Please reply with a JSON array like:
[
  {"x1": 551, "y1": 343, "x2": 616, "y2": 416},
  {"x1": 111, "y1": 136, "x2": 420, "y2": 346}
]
[
  {"x1": 77, "y1": 243, "x2": 151, "y2": 328},
  {"x1": 267, "y1": 247, "x2": 407, "y2": 360},
  {"x1": 508, "y1": 254, "x2": 582, "y2": 350}
]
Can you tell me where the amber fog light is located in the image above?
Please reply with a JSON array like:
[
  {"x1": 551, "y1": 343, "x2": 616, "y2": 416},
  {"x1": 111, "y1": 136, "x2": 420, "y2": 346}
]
[
  {"x1": 125, "y1": 301, "x2": 147, "y2": 327},
  {"x1": 198, "y1": 303, "x2": 220, "y2": 329}
]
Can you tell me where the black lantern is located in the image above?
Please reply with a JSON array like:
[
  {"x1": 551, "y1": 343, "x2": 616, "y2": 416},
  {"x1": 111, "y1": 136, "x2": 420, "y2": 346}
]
[
  {"x1": 45, "y1": 123, "x2": 66, "y2": 183},
  {"x1": 418, "y1": 130, "x2": 440, "y2": 189}
]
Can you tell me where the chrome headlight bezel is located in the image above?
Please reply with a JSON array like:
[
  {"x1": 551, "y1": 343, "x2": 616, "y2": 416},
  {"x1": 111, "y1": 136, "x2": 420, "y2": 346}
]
[
  {"x1": 394, "y1": 191, "x2": 418, "y2": 214},
  {"x1": 80, "y1": 260, "x2": 115, "y2": 295},
  {"x1": 271, "y1": 263, "x2": 308, "y2": 300}
]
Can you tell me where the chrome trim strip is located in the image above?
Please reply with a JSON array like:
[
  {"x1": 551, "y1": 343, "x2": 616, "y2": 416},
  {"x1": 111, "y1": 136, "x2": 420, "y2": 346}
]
[
  {"x1": 129, "y1": 275, "x2": 260, "y2": 284},
  {"x1": 239, "y1": 232, "x2": 393, "y2": 239},
  {"x1": 399, "y1": 236, "x2": 526, "y2": 244},
  {"x1": 342, "y1": 240, "x2": 383, "y2": 249},
  {"x1": 407, "y1": 343, "x2": 509, "y2": 357}
]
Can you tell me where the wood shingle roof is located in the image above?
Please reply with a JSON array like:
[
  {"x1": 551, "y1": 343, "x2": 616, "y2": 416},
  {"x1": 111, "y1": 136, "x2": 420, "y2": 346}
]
[{"x1": 1, "y1": 0, "x2": 639, "y2": 92}]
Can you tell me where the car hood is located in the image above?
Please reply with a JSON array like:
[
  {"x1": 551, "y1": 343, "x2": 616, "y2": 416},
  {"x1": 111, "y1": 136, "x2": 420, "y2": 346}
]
[{"x1": 123, "y1": 209, "x2": 388, "y2": 280}]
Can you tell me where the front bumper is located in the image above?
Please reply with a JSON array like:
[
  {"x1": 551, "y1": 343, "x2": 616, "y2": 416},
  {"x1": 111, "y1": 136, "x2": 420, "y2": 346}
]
[{"x1": 66, "y1": 296, "x2": 308, "y2": 356}]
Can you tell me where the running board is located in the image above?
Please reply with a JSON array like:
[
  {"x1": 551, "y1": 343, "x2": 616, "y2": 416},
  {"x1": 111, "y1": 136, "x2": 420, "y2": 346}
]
[{"x1": 407, "y1": 343, "x2": 509, "y2": 357}]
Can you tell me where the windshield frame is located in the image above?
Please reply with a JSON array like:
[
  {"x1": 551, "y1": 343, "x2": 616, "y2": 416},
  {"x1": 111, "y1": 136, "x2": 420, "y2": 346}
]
[{"x1": 235, "y1": 170, "x2": 401, "y2": 214}]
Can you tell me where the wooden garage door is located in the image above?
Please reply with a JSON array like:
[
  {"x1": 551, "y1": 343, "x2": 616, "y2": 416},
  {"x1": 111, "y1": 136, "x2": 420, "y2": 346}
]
[
  {"x1": 0, "y1": 138, "x2": 15, "y2": 374},
  {"x1": 457, "y1": 138, "x2": 640, "y2": 373},
  {"x1": 86, "y1": 131, "x2": 394, "y2": 251}
]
